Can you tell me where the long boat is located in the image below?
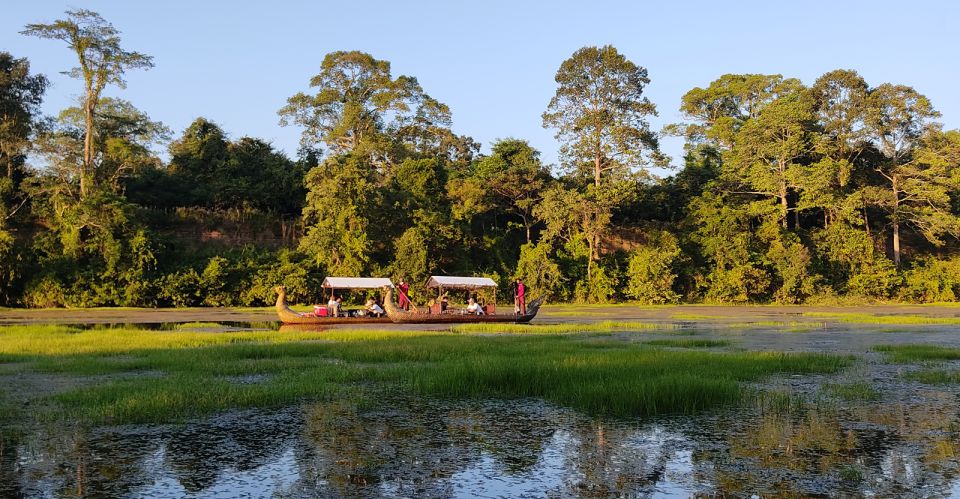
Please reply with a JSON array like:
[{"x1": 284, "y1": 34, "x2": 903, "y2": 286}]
[
  {"x1": 275, "y1": 277, "x2": 393, "y2": 325},
  {"x1": 383, "y1": 277, "x2": 543, "y2": 324}
]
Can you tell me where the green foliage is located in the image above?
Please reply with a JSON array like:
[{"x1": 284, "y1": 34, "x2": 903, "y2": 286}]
[
  {"x1": 543, "y1": 45, "x2": 662, "y2": 185},
  {"x1": 900, "y1": 256, "x2": 960, "y2": 302},
  {"x1": 625, "y1": 230, "x2": 681, "y2": 304},
  {"x1": 514, "y1": 242, "x2": 565, "y2": 300},
  {"x1": 4, "y1": 36, "x2": 960, "y2": 308},
  {"x1": 765, "y1": 233, "x2": 819, "y2": 304}
]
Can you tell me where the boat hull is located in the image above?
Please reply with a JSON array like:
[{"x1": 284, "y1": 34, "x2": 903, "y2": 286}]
[
  {"x1": 383, "y1": 287, "x2": 543, "y2": 324},
  {"x1": 275, "y1": 286, "x2": 390, "y2": 325}
]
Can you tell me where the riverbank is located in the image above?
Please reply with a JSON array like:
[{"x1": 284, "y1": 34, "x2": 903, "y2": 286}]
[{"x1": 2, "y1": 302, "x2": 960, "y2": 325}]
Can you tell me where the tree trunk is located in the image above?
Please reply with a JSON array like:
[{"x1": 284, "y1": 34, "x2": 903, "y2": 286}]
[
  {"x1": 892, "y1": 220, "x2": 901, "y2": 268},
  {"x1": 892, "y1": 175, "x2": 901, "y2": 268},
  {"x1": 594, "y1": 153, "x2": 602, "y2": 188},
  {"x1": 779, "y1": 183, "x2": 789, "y2": 229},
  {"x1": 82, "y1": 91, "x2": 96, "y2": 198}
]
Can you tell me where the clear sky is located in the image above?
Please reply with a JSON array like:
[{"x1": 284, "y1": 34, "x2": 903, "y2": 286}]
[{"x1": 3, "y1": 0, "x2": 958, "y2": 173}]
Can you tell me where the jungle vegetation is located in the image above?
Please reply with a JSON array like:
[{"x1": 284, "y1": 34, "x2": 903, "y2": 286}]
[{"x1": 3, "y1": 10, "x2": 959, "y2": 308}]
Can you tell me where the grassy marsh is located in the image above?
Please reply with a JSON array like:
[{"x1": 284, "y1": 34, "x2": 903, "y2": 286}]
[
  {"x1": 643, "y1": 338, "x2": 732, "y2": 348},
  {"x1": 0, "y1": 324, "x2": 850, "y2": 425},
  {"x1": 873, "y1": 344, "x2": 960, "y2": 362},
  {"x1": 805, "y1": 312, "x2": 960, "y2": 325},
  {"x1": 822, "y1": 382, "x2": 881, "y2": 401},
  {"x1": 904, "y1": 369, "x2": 960, "y2": 384},
  {"x1": 450, "y1": 321, "x2": 677, "y2": 334}
]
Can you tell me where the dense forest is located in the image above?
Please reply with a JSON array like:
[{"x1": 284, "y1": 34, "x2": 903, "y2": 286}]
[{"x1": 2, "y1": 10, "x2": 959, "y2": 308}]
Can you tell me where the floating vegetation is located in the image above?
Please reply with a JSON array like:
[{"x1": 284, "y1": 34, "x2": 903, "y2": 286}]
[
  {"x1": 904, "y1": 369, "x2": 960, "y2": 384},
  {"x1": 873, "y1": 344, "x2": 960, "y2": 362},
  {"x1": 644, "y1": 338, "x2": 731, "y2": 348},
  {"x1": 822, "y1": 382, "x2": 881, "y2": 401},
  {"x1": 0, "y1": 325, "x2": 848, "y2": 424},
  {"x1": 805, "y1": 312, "x2": 960, "y2": 325}
]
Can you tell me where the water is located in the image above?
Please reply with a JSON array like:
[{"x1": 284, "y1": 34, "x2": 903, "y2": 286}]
[
  {"x1": 4, "y1": 391, "x2": 960, "y2": 497},
  {"x1": 5, "y1": 321, "x2": 960, "y2": 497}
]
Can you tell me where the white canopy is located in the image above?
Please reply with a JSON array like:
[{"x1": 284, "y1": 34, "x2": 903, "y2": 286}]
[
  {"x1": 321, "y1": 277, "x2": 394, "y2": 289},
  {"x1": 426, "y1": 276, "x2": 497, "y2": 289}
]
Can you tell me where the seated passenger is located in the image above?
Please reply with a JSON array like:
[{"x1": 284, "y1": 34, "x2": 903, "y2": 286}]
[
  {"x1": 365, "y1": 297, "x2": 385, "y2": 317},
  {"x1": 466, "y1": 297, "x2": 485, "y2": 315}
]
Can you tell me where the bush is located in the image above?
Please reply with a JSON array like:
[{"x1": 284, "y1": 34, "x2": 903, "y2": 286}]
[
  {"x1": 901, "y1": 257, "x2": 960, "y2": 303},
  {"x1": 514, "y1": 242, "x2": 565, "y2": 301},
  {"x1": 625, "y1": 231, "x2": 681, "y2": 304}
]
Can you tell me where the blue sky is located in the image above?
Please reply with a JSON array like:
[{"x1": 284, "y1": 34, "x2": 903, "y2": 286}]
[{"x1": 3, "y1": 1, "x2": 958, "y2": 173}]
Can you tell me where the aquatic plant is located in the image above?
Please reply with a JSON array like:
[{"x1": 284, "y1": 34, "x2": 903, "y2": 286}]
[
  {"x1": 0, "y1": 325, "x2": 849, "y2": 424},
  {"x1": 873, "y1": 344, "x2": 960, "y2": 362},
  {"x1": 643, "y1": 339, "x2": 731, "y2": 348}
]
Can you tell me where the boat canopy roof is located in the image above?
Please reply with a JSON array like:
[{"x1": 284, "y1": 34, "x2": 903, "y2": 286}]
[
  {"x1": 426, "y1": 276, "x2": 497, "y2": 289},
  {"x1": 321, "y1": 277, "x2": 394, "y2": 289}
]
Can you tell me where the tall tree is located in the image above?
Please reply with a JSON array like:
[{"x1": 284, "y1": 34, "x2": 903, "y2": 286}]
[
  {"x1": 542, "y1": 45, "x2": 662, "y2": 187},
  {"x1": 862, "y1": 84, "x2": 941, "y2": 266},
  {"x1": 805, "y1": 69, "x2": 869, "y2": 224},
  {"x1": 861, "y1": 128, "x2": 960, "y2": 265},
  {"x1": 0, "y1": 52, "x2": 47, "y2": 183},
  {"x1": 726, "y1": 88, "x2": 817, "y2": 227},
  {"x1": 279, "y1": 51, "x2": 450, "y2": 169},
  {"x1": 678, "y1": 74, "x2": 803, "y2": 150},
  {"x1": 23, "y1": 9, "x2": 153, "y2": 197}
]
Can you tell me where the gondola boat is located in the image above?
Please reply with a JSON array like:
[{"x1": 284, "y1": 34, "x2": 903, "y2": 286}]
[
  {"x1": 383, "y1": 276, "x2": 543, "y2": 324},
  {"x1": 275, "y1": 277, "x2": 394, "y2": 325}
]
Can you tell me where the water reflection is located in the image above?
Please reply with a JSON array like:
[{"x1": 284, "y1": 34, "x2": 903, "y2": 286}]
[{"x1": 4, "y1": 394, "x2": 960, "y2": 497}]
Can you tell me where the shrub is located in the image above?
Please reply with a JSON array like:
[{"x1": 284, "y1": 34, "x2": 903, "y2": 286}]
[{"x1": 625, "y1": 230, "x2": 681, "y2": 304}]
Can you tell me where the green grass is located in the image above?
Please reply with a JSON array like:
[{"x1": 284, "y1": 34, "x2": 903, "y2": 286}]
[
  {"x1": 873, "y1": 344, "x2": 960, "y2": 362},
  {"x1": 804, "y1": 312, "x2": 960, "y2": 325},
  {"x1": 670, "y1": 313, "x2": 725, "y2": 320},
  {"x1": 0, "y1": 325, "x2": 850, "y2": 425},
  {"x1": 822, "y1": 382, "x2": 881, "y2": 401},
  {"x1": 643, "y1": 338, "x2": 731, "y2": 348},
  {"x1": 903, "y1": 369, "x2": 960, "y2": 384},
  {"x1": 451, "y1": 321, "x2": 676, "y2": 334}
]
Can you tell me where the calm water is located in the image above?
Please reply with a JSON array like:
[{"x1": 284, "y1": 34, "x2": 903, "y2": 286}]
[
  {"x1": 4, "y1": 323, "x2": 960, "y2": 497},
  {"x1": 4, "y1": 392, "x2": 960, "y2": 497}
]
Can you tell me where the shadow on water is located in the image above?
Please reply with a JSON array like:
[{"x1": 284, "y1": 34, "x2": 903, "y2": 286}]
[{"x1": 5, "y1": 393, "x2": 960, "y2": 497}]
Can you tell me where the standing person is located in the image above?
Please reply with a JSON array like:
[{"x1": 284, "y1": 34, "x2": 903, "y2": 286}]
[
  {"x1": 327, "y1": 294, "x2": 340, "y2": 318},
  {"x1": 515, "y1": 279, "x2": 526, "y2": 316},
  {"x1": 397, "y1": 278, "x2": 410, "y2": 311}
]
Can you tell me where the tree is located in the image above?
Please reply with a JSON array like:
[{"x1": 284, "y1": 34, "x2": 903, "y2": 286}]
[
  {"x1": 542, "y1": 45, "x2": 662, "y2": 187},
  {"x1": 677, "y1": 74, "x2": 803, "y2": 150},
  {"x1": 279, "y1": 51, "x2": 450, "y2": 169},
  {"x1": 472, "y1": 139, "x2": 552, "y2": 242},
  {"x1": 298, "y1": 154, "x2": 375, "y2": 276},
  {"x1": 805, "y1": 70, "x2": 869, "y2": 224},
  {"x1": 23, "y1": 9, "x2": 153, "y2": 198},
  {"x1": 726, "y1": 89, "x2": 817, "y2": 227},
  {"x1": 0, "y1": 52, "x2": 47, "y2": 294},
  {"x1": 57, "y1": 97, "x2": 170, "y2": 192},
  {"x1": 861, "y1": 128, "x2": 960, "y2": 265},
  {"x1": 862, "y1": 83, "x2": 942, "y2": 266},
  {"x1": 0, "y1": 52, "x2": 47, "y2": 183}
]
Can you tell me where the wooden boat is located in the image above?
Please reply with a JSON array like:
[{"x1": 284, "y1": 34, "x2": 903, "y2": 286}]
[
  {"x1": 275, "y1": 278, "x2": 393, "y2": 325},
  {"x1": 382, "y1": 277, "x2": 543, "y2": 324}
]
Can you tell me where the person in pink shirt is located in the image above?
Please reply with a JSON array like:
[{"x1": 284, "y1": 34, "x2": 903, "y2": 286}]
[
  {"x1": 397, "y1": 278, "x2": 410, "y2": 311},
  {"x1": 514, "y1": 279, "x2": 526, "y2": 315}
]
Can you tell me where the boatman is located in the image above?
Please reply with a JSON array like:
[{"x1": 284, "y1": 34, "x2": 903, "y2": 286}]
[
  {"x1": 397, "y1": 278, "x2": 410, "y2": 311},
  {"x1": 514, "y1": 279, "x2": 526, "y2": 316}
]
